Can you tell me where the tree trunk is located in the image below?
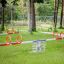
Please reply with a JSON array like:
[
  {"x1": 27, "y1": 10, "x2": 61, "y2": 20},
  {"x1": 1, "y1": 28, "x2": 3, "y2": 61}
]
[
  {"x1": 60, "y1": 0, "x2": 63, "y2": 28},
  {"x1": 32, "y1": 1, "x2": 36, "y2": 31},
  {"x1": 54, "y1": 0, "x2": 58, "y2": 31},
  {"x1": 62, "y1": 0, "x2": 64, "y2": 27},
  {"x1": 29, "y1": 0, "x2": 36, "y2": 33},
  {"x1": 0, "y1": 5, "x2": 2, "y2": 24},
  {"x1": 1, "y1": 7, "x2": 5, "y2": 31}
]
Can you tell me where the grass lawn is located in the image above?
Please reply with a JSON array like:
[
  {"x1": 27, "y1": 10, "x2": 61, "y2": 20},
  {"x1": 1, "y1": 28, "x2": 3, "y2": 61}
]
[
  {"x1": 0, "y1": 32, "x2": 54, "y2": 43},
  {"x1": 0, "y1": 32, "x2": 64, "y2": 64}
]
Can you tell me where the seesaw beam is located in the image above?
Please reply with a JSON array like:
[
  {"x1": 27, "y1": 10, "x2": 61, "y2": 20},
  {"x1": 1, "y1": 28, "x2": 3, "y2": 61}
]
[{"x1": 0, "y1": 38, "x2": 60, "y2": 46}]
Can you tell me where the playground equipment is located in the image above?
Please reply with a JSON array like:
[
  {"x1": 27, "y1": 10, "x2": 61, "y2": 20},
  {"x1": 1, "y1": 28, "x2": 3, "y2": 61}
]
[
  {"x1": 6, "y1": 35, "x2": 12, "y2": 44},
  {"x1": 11, "y1": 35, "x2": 22, "y2": 45},
  {"x1": 7, "y1": 28, "x2": 19, "y2": 34},
  {"x1": 0, "y1": 31, "x2": 64, "y2": 53},
  {"x1": 60, "y1": 32, "x2": 64, "y2": 39},
  {"x1": 52, "y1": 32, "x2": 64, "y2": 40},
  {"x1": 32, "y1": 40, "x2": 46, "y2": 52},
  {"x1": 56, "y1": 32, "x2": 62, "y2": 40},
  {"x1": 0, "y1": 34, "x2": 22, "y2": 46},
  {"x1": 42, "y1": 31, "x2": 64, "y2": 40}
]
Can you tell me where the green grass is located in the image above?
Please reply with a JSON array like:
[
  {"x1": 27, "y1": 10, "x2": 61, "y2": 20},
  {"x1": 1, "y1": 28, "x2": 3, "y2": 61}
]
[
  {"x1": 57, "y1": 29, "x2": 64, "y2": 33},
  {"x1": 0, "y1": 31, "x2": 64, "y2": 64},
  {"x1": 0, "y1": 32, "x2": 54, "y2": 43},
  {"x1": 0, "y1": 40, "x2": 64, "y2": 64}
]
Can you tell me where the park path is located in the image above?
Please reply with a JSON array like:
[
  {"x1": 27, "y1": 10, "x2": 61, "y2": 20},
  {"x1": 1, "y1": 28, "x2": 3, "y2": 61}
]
[
  {"x1": 41, "y1": 32, "x2": 60, "y2": 36},
  {"x1": 0, "y1": 33, "x2": 7, "y2": 36},
  {"x1": 22, "y1": 38, "x2": 56, "y2": 44}
]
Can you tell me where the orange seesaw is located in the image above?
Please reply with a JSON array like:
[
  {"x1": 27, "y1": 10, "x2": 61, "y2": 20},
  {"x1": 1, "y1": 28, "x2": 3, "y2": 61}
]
[
  {"x1": 0, "y1": 35, "x2": 22, "y2": 46},
  {"x1": 7, "y1": 28, "x2": 19, "y2": 34},
  {"x1": 52, "y1": 32, "x2": 64, "y2": 40}
]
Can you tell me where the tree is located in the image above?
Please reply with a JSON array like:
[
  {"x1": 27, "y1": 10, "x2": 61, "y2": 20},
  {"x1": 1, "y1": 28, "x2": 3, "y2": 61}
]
[
  {"x1": 34, "y1": 0, "x2": 44, "y2": 3},
  {"x1": 36, "y1": 3, "x2": 54, "y2": 16},
  {"x1": 54, "y1": 0, "x2": 59, "y2": 31},
  {"x1": 11, "y1": 0, "x2": 19, "y2": 5},
  {"x1": 29, "y1": 0, "x2": 36, "y2": 33},
  {"x1": 60, "y1": 0, "x2": 63, "y2": 28},
  {"x1": 0, "y1": 4, "x2": 2, "y2": 24},
  {"x1": 11, "y1": 0, "x2": 19, "y2": 20},
  {"x1": 0, "y1": 0, "x2": 7, "y2": 31},
  {"x1": 29, "y1": 0, "x2": 44, "y2": 33},
  {"x1": 60, "y1": 0, "x2": 64, "y2": 28}
]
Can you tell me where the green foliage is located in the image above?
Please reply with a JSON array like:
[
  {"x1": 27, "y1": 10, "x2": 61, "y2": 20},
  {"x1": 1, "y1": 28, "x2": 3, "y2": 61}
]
[
  {"x1": 0, "y1": 0, "x2": 61, "y2": 21},
  {"x1": 36, "y1": 4, "x2": 54, "y2": 16},
  {"x1": 11, "y1": 0, "x2": 19, "y2": 5}
]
